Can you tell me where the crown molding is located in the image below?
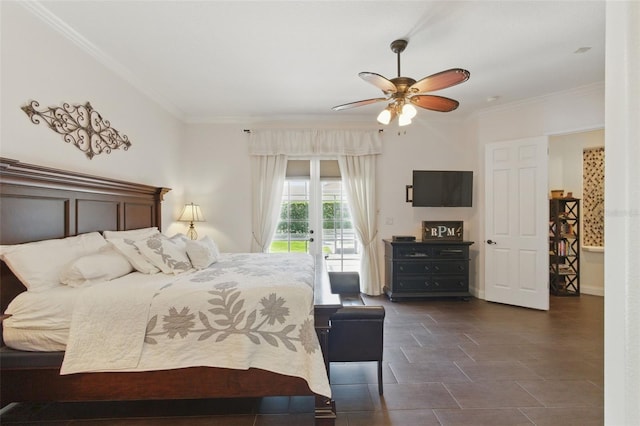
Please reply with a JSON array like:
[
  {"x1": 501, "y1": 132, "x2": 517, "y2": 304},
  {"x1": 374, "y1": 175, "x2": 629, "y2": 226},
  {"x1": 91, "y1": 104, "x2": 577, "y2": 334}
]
[
  {"x1": 19, "y1": 0, "x2": 185, "y2": 121},
  {"x1": 474, "y1": 81, "x2": 605, "y2": 117}
]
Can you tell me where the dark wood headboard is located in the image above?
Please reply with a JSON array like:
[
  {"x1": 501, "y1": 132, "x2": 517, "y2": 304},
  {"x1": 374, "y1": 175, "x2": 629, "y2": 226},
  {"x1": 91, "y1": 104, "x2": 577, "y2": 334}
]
[{"x1": 0, "y1": 157, "x2": 171, "y2": 313}]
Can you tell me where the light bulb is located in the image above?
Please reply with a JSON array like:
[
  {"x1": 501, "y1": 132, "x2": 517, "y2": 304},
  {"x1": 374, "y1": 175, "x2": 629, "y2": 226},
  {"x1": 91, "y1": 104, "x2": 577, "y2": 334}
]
[
  {"x1": 377, "y1": 108, "x2": 393, "y2": 125},
  {"x1": 398, "y1": 114, "x2": 412, "y2": 126},
  {"x1": 402, "y1": 103, "x2": 417, "y2": 119}
]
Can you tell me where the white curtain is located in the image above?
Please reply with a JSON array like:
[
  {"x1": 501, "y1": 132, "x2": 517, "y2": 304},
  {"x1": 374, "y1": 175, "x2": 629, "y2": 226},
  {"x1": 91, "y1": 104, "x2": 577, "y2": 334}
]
[
  {"x1": 248, "y1": 129, "x2": 382, "y2": 156},
  {"x1": 338, "y1": 155, "x2": 382, "y2": 296},
  {"x1": 249, "y1": 129, "x2": 383, "y2": 291},
  {"x1": 249, "y1": 154, "x2": 287, "y2": 252}
]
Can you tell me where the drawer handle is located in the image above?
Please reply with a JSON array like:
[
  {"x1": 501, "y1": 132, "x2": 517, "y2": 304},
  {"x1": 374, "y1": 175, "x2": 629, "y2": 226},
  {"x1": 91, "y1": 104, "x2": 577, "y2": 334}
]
[
  {"x1": 434, "y1": 281, "x2": 440, "y2": 287},
  {"x1": 434, "y1": 266, "x2": 440, "y2": 271},
  {"x1": 424, "y1": 266, "x2": 430, "y2": 271},
  {"x1": 407, "y1": 253, "x2": 429, "y2": 258}
]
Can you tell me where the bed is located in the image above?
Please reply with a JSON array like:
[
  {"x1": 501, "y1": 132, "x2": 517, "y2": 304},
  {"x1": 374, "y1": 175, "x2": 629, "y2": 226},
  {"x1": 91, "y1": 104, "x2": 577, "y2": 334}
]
[{"x1": 0, "y1": 157, "x2": 341, "y2": 425}]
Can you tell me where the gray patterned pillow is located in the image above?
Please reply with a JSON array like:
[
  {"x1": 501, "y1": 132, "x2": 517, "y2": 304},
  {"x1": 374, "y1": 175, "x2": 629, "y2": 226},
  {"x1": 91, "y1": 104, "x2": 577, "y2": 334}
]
[
  {"x1": 134, "y1": 235, "x2": 192, "y2": 274},
  {"x1": 108, "y1": 238, "x2": 160, "y2": 274},
  {"x1": 186, "y1": 236, "x2": 220, "y2": 269}
]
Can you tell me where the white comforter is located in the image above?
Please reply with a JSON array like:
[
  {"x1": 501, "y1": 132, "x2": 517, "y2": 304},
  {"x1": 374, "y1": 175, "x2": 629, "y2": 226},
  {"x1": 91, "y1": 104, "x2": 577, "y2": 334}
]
[{"x1": 60, "y1": 253, "x2": 331, "y2": 397}]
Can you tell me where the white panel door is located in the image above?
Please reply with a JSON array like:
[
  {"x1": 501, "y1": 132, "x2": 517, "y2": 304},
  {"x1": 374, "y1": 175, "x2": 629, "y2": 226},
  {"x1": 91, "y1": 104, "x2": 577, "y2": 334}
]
[{"x1": 485, "y1": 137, "x2": 549, "y2": 310}]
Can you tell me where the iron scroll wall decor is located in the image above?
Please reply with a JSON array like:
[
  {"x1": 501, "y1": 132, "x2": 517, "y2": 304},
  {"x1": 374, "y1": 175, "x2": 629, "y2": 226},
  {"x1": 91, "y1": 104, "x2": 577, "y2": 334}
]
[{"x1": 21, "y1": 100, "x2": 132, "y2": 159}]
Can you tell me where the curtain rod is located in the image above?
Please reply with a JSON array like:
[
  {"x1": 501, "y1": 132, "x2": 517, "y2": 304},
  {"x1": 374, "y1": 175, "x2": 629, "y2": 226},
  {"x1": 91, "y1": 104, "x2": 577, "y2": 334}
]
[{"x1": 243, "y1": 129, "x2": 384, "y2": 133}]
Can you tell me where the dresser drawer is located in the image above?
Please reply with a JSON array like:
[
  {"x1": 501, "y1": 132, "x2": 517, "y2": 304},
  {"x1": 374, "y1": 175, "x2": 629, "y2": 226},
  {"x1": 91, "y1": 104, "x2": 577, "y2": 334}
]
[
  {"x1": 428, "y1": 261, "x2": 468, "y2": 275},
  {"x1": 429, "y1": 276, "x2": 468, "y2": 291},
  {"x1": 394, "y1": 246, "x2": 432, "y2": 259},
  {"x1": 395, "y1": 276, "x2": 468, "y2": 292},
  {"x1": 432, "y1": 246, "x2": 468, "y2": 259},
  {"x1": 395, "y1": 278, "x2": 432, "y2": 292},
  {"x1": 395, "y1": 261, "x2": 467, "y2": 275},
  {"x1": 395, "y1": 261, "x2": 431, "y2": 274}
]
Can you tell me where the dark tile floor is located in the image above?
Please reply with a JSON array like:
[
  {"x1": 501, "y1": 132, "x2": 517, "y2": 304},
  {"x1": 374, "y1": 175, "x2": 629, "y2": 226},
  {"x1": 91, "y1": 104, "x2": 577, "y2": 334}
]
[{"x1": 0, "y1": 295, "x2": 604, "y2": 425}]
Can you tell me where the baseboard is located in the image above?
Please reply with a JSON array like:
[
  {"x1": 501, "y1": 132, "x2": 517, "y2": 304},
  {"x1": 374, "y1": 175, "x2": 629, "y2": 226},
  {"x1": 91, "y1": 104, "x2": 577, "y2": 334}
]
[
  {"x1": 471, "y1": 286, "x2": 602, "y2": 300},
  {"x1": 469, "y1": 286, "x2": 484, "y2": 300},
  {"x1": 580, "y1": 285, "x2": 604, "y2": 297}
]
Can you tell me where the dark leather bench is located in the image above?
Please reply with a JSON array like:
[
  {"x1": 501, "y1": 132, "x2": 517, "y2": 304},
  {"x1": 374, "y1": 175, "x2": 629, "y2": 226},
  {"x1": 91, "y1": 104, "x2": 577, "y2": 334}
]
[
  {"x1": 327, "y1": 272, "x2": 385, "y2": 395},
  {"x1": 329, "y1": 271, "x2": 365, "y2": 306}
]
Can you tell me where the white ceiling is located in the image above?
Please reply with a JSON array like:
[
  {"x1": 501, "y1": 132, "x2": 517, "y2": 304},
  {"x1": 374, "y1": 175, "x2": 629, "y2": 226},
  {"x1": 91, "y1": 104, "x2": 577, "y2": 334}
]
[{"x1": 27, "y1": 1, "x2": 605, "y2": 123}]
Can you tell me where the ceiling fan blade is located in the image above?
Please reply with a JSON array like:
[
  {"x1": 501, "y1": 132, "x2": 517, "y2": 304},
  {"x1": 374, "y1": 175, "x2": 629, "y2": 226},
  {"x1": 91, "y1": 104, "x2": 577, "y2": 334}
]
[
  {"x1": 410, "y1": 68, "x2": 470, "y2": 93},
  {"x1": 359, "y1": 72, "x2": 397, "y2": 94},
  {"x1": 332, "y1": 97, "x2": 388, "y2": 111},
  {"x1": 410, "y1": 95, "x2": 460, "y2": 112}
]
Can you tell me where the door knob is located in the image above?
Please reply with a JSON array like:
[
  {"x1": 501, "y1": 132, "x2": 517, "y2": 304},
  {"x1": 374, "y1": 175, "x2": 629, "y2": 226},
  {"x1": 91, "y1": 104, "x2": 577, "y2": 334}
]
[{"x1": 487, "y1": 239, "x2": 497, "y2": 245}]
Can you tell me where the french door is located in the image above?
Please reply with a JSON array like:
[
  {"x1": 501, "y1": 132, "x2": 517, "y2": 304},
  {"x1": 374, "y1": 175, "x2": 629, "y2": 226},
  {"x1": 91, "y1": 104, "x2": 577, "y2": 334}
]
[
  {"x1": 270, "y1": 159, "x2": 360, "y2": 272},
  {"x1": 273, "y1": 179, "x2": 320, "y2": 255}
]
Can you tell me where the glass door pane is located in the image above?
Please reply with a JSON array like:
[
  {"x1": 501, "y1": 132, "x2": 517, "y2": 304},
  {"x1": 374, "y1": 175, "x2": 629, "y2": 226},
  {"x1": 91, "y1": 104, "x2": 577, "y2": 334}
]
[
  {"x1": 271, "y1": 180, "x2": 311, "y2": 253},
  {"x1": 321, "y1": 179, "x2": 360, "y2": 272}
]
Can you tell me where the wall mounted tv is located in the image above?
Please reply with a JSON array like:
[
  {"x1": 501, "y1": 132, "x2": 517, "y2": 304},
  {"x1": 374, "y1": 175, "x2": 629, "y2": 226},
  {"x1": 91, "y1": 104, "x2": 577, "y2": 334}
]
[{"x1": 408, "y1": 170, "x2": 473, "y2": 207}]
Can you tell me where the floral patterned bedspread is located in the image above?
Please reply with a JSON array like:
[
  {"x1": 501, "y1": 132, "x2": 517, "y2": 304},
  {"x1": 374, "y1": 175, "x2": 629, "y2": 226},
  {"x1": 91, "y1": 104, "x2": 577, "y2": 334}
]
[{"x1": 60, "y1": 253, "x2": 331, "y2": 397}]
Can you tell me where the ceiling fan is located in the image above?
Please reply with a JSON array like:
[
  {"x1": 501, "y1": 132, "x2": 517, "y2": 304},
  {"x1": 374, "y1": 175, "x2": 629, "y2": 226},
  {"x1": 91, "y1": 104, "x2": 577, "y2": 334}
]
[{"x1": 332, "y1": 39, "x2": 470, "y2": 126}]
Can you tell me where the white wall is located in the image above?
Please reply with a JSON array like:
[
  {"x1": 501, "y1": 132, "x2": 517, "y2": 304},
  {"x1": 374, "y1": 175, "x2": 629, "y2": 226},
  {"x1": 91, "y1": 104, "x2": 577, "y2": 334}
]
[
  {"x1": 468, "y1": 82, "x2": 604, "y2": 298},
  {"x1": 377, "y1": 118, "x2": 477, "y2": 241},
  {"x1": 178, "y1": 123, "x2": 253, "y2": 252},
  {"x1": 604, "y1": 2, "x2": 640, "y2": 423},
  {"x1": 376, "y1": 117, "x2": 478, "y2": 292},
  {"x1": 179, "y1": 118, "x2": 477, "y2": 291},
  {"x1": 549, "y1": 129, "x2": 604, "y2": 296},
  {"x1": 0, "y1": 2, "x2": 185, "y2": 229}
]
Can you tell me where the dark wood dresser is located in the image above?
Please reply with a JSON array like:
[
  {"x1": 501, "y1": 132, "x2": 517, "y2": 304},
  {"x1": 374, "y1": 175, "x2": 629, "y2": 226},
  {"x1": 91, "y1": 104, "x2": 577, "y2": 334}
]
[{"x1": 383, "y1": 239, "x2": 473, "y2": 301}]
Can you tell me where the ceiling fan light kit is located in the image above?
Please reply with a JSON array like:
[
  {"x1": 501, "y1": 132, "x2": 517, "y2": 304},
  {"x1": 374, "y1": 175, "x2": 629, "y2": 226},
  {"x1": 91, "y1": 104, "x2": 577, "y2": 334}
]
[
  {"x1": 333, "y1": 39, "x2": 470, "y2": 126},
  {"x1": 376, "y1": 107, "x2": 395, "y2": 125},
  {"x1": 377, "y1": 101, "x2": 418, "y2": 126}
]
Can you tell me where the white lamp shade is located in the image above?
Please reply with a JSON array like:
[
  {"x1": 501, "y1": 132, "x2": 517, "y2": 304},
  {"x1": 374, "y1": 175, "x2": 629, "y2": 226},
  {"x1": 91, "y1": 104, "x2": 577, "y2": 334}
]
[
  {"x1": 398, "y1": 114, "x2": 412, "y2": 126},
  {"x1": 376, "y1": 108, "x2": 393, "y2": 125},
  {"x1": 178, "y1": 203, "x2": 205, "y2": 222},
  {"x1": 402, "y1": 103, "x2": 417, "y2": 119}
]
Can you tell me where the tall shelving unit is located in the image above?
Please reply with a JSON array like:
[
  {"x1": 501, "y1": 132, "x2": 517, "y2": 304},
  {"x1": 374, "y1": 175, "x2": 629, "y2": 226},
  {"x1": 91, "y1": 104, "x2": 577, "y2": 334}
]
[{"x1": 549, "y1": 198, "x2": 580, "y2": 296}]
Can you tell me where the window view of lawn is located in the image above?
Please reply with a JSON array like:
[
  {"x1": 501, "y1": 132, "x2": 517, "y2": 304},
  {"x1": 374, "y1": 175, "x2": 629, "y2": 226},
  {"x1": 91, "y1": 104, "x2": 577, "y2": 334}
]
[
  {"x1": 271, "y1": 177, "x2": 360, "y2": 272},
  {"x1": 269, "y1": 240, "x2": 308, "y2": 253},
  {"x1": 269, "y1": 240, "x2": 331, "y2": 254}
]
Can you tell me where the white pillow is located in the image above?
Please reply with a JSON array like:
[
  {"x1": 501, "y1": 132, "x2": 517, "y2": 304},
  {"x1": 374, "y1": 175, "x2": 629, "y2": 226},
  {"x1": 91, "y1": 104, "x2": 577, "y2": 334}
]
[
  {"x1": 109, "y1": 238, "x2": 160, "y2": 274},
  {"x1": 103, "y1": 227, "x2": 159, "y2": 241},
  {"x1": 168, "y1": 233, "x2": 190, "y2": 249},
  {"x1": 0, "y1": 232, "x2": 108, "y2": 292},
  {"x1": 59, "y1": 247, "x2": 134, "y2": 287},
  {"x1": 134, "y1": 235, "x2": 192, "y2": 274},
  {"x1": 186, "y1": 236, "x2": 220, "y2": 269}
]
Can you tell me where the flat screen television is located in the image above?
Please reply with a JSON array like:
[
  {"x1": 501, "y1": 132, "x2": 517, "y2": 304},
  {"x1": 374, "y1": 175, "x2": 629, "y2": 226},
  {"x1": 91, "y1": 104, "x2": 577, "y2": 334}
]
[{"x1": 410, "y1": 170, "x2": 473, "y2": 207}]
